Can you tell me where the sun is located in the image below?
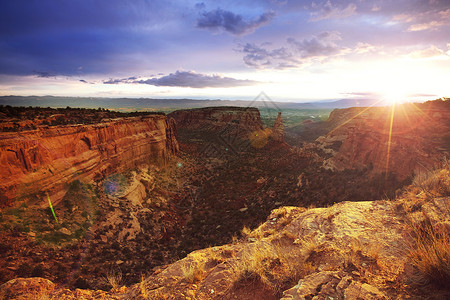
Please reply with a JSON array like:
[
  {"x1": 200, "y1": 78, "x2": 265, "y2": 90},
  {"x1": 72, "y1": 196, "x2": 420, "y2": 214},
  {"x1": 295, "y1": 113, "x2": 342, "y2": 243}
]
[{"x1": 380, "y1": 88, "x2": 407, "y2": 105}]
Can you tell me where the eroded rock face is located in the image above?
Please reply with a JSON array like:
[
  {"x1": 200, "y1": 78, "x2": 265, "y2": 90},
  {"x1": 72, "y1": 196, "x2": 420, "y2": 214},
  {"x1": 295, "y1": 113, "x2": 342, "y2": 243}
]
[
  {"x1": 316, "y1": 103, "x2": 450, "y2": 180},
  {"x1": 168, "y1": 106, "x2": 263, "y2": 135},
  {"x1": 0, "y1": 115, "x2": 178, "y2": 206}
]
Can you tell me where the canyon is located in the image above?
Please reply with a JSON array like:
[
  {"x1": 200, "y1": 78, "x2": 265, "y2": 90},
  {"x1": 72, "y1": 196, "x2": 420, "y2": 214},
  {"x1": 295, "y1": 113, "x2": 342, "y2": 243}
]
[
  {"x1": 0, "y1": 115, "x2": 178, "y2": 207},
  {"x1": 0, "y1": 101, "x2": 449, "y2": 299}
]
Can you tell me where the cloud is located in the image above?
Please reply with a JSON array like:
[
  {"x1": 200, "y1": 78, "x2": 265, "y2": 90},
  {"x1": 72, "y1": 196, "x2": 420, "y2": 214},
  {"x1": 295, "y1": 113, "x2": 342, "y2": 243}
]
[
  {"x1": 241, "y1": 43, "x2": 299, "y2": 69},
  {"x1": 354, "y1": 42, "x2": 377, "y2": 54},
  {"x1": 408, "y1": 20, "x2": 446, "y2": 31},
  {"x1": 79, "y1": 79, "x2": 88, "y2": 83},
  {"x1": 196, "y1": 8, "x2": 275, "y2": 35},
  {"x1": 408, "y1": 45, "x2": 448, "y2": 59},
  {"x1": 287, "y1": 31, "x2": 346, "y2": 58},
  {"x1": 240, "y1": 31, "x2": 350, "y2": 69},
  {"x1": 103, "y1": 71, "x2": 260, "y2": 88},
  {"x1": 393, "y1": 7, "x2": 450, "y2": 32},
  {"x1": 33, "y1": 71, "x2": 57, "y2": 78},
  {"x1": 310, "y1": 0, "x2": 357, "y2": 21},
  {"x1": 103, "y1": 76, "x2": 139, "y2": 85},
  {"x1": 409, "y1": 93, "x2": 438, "y2": 98},
  {"x1": 342, "y1": 91, "x2": 378, "y2": 97}
]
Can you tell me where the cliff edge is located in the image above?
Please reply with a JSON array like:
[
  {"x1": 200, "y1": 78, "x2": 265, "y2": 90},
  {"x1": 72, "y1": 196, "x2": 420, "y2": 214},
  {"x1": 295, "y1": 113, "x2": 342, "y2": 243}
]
[{"x1": 0, "y1": 115, "x2": 178, "y2": 207}]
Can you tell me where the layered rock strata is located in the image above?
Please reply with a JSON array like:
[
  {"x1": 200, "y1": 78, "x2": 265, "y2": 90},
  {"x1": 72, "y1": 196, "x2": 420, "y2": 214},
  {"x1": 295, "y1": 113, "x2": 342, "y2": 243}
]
[
  {"x1": 0, "y1": 115, "x2": 178, "y2": 206},
  {"x1": 168, "y1": 106, "x2": 263, "y2": 134}
]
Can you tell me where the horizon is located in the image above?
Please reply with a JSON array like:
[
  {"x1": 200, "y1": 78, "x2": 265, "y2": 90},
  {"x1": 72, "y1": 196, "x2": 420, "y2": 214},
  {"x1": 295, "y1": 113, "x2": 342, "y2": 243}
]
[
  {"x1": 2, "y1": 94, "x2": 441, "y2": 108},
  {"x1": 1, "y1": 1, "x2": 450, "y2": 103}
]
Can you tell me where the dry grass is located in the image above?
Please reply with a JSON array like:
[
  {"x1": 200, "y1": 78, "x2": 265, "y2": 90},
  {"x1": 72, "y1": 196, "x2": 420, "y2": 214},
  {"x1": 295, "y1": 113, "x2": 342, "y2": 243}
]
[
  {"x1": 232, "y1": 242, "x2": 279, "y2": 291},
  {"x1": 409, "y1": 220, "x2": 450, "y2": 288},
  {"x1": 137, "y1": 274, "x2": 150, "y2": 299},
  {"x1": 231, "y1": 240, "x2": 316, "y2": 296},
  {"x1": 404, "y1": 162, "x2": 450, "y2": 288},
  {"x1": 181, "y1": 261, "x2": 205, "y2": 283},
  {"x1": 241, "y1": 225, "x2": 252, "y2": 238},
  {"x1": 412, "y1": 159, "x2": 450, "y2": 199},
  {"x1": 101, "y1": 268, "x2": 122, "y2": 290}
]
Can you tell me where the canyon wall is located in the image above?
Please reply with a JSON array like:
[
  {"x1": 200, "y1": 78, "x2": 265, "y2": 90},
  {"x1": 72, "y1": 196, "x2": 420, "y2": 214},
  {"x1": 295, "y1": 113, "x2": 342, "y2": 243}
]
[
  {"x1": 316, "y1": 103, "x2": 450, "y2": 180},
  {"x1": 168, "y1": 106, "x2": 263, "y2": 134},
  {"x1": 0, "y1": 115, "x2": 178, "y2": 206}
]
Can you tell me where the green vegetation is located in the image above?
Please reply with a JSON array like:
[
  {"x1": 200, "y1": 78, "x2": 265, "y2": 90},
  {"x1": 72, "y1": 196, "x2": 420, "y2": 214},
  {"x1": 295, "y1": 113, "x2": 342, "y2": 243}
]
[
  {"x1": 0, "y1": 179, "x2": 99, "y2": 247},
  {"x1": 259, "y1": 108, "x2": 332, "y2": 128}
]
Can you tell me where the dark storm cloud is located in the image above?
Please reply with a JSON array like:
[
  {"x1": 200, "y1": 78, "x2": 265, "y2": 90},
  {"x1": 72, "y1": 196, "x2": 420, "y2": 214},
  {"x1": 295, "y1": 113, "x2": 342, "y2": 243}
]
[
  {"x1": 104, "y1": 71, "x2": 260, "y2": 88},
  {"x1": 240, "y1": 31, "x2": 347, "y2": 69},
  {"x1": 196, "y1": 8, "x2": 275, "y2": 35}
]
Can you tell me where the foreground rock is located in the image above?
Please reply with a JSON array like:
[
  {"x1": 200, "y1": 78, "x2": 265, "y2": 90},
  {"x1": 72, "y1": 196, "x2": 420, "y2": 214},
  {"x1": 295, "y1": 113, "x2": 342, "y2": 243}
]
[{"x1": 4, "y1": 192, "x2": 448, "y2": 299}]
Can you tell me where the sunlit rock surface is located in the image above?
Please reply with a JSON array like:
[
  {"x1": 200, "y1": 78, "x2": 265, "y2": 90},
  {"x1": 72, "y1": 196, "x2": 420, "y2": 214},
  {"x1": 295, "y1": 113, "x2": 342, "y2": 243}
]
[
  {"x1": 0, "y1": 115, "x2": 178, "y2": 206},
  {"x1": 316, "y1": 103, "x2": 450, "y2": 179}
]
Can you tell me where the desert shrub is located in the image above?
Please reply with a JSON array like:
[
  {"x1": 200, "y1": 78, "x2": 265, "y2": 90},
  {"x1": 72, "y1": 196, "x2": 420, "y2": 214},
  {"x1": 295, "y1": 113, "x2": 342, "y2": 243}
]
[
  {"x1": 103, "y1": 268, "x2": 123, "y2": 290},
  {"x1": 180, "y1": 261, "x2": 205, "y2": 283},
  {"x1": 233, "y1": 242, "x2": 278, "y2": 287}
]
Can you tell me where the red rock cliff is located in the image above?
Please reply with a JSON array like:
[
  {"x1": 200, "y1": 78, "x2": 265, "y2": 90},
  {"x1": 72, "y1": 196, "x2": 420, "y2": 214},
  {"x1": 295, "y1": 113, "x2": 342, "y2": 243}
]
[
  {"x1": 168, "y1": 106, "x2": 263, "y2": 134},
  {"x1": 0, "y1": 115, "x2": 178, "y2": 206},
  {"x1": 316, "y1": 102, "x2": 450, "y2": 180}
]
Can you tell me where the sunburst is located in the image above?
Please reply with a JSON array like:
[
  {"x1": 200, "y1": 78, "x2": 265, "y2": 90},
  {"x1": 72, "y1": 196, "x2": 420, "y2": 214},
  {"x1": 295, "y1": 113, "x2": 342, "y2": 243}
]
[{"x1": 385, "y1": 102, "x2": 396, "y2": 177}]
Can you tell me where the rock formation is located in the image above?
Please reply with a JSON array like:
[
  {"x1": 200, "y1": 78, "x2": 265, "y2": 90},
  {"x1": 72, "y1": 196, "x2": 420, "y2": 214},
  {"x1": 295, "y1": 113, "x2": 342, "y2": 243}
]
[
  {"x1": 272, "y1": 111, "x2": 284, "y2": 142},
  {"x1": 0, "y1": 115, "x2": 178, "y2": 206},
  {"x1": 316, "y1": 102, "x2": 450, "y2": 180},
  {"x1": 168, "y1": 106, "x2": 263, "y2": 135}
]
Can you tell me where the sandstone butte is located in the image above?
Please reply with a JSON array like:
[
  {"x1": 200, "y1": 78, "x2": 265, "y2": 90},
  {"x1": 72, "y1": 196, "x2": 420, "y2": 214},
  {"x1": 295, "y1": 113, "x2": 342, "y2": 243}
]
[
  {"x1": 168, "y1": 106, "x2": 285, "y2": 146},
  {"x1": 168, "y1": 106, "x2": 264, "y2": 134},
  {"x1": 0, "y1": 115, "x2": 178, "y2": 207}
]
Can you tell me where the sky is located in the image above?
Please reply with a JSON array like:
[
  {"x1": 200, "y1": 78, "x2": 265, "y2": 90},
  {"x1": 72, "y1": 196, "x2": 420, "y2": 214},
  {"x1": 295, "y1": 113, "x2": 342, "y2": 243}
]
[{"x1": 0, "y1": 0, "x2": 449, "y2": 102}]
